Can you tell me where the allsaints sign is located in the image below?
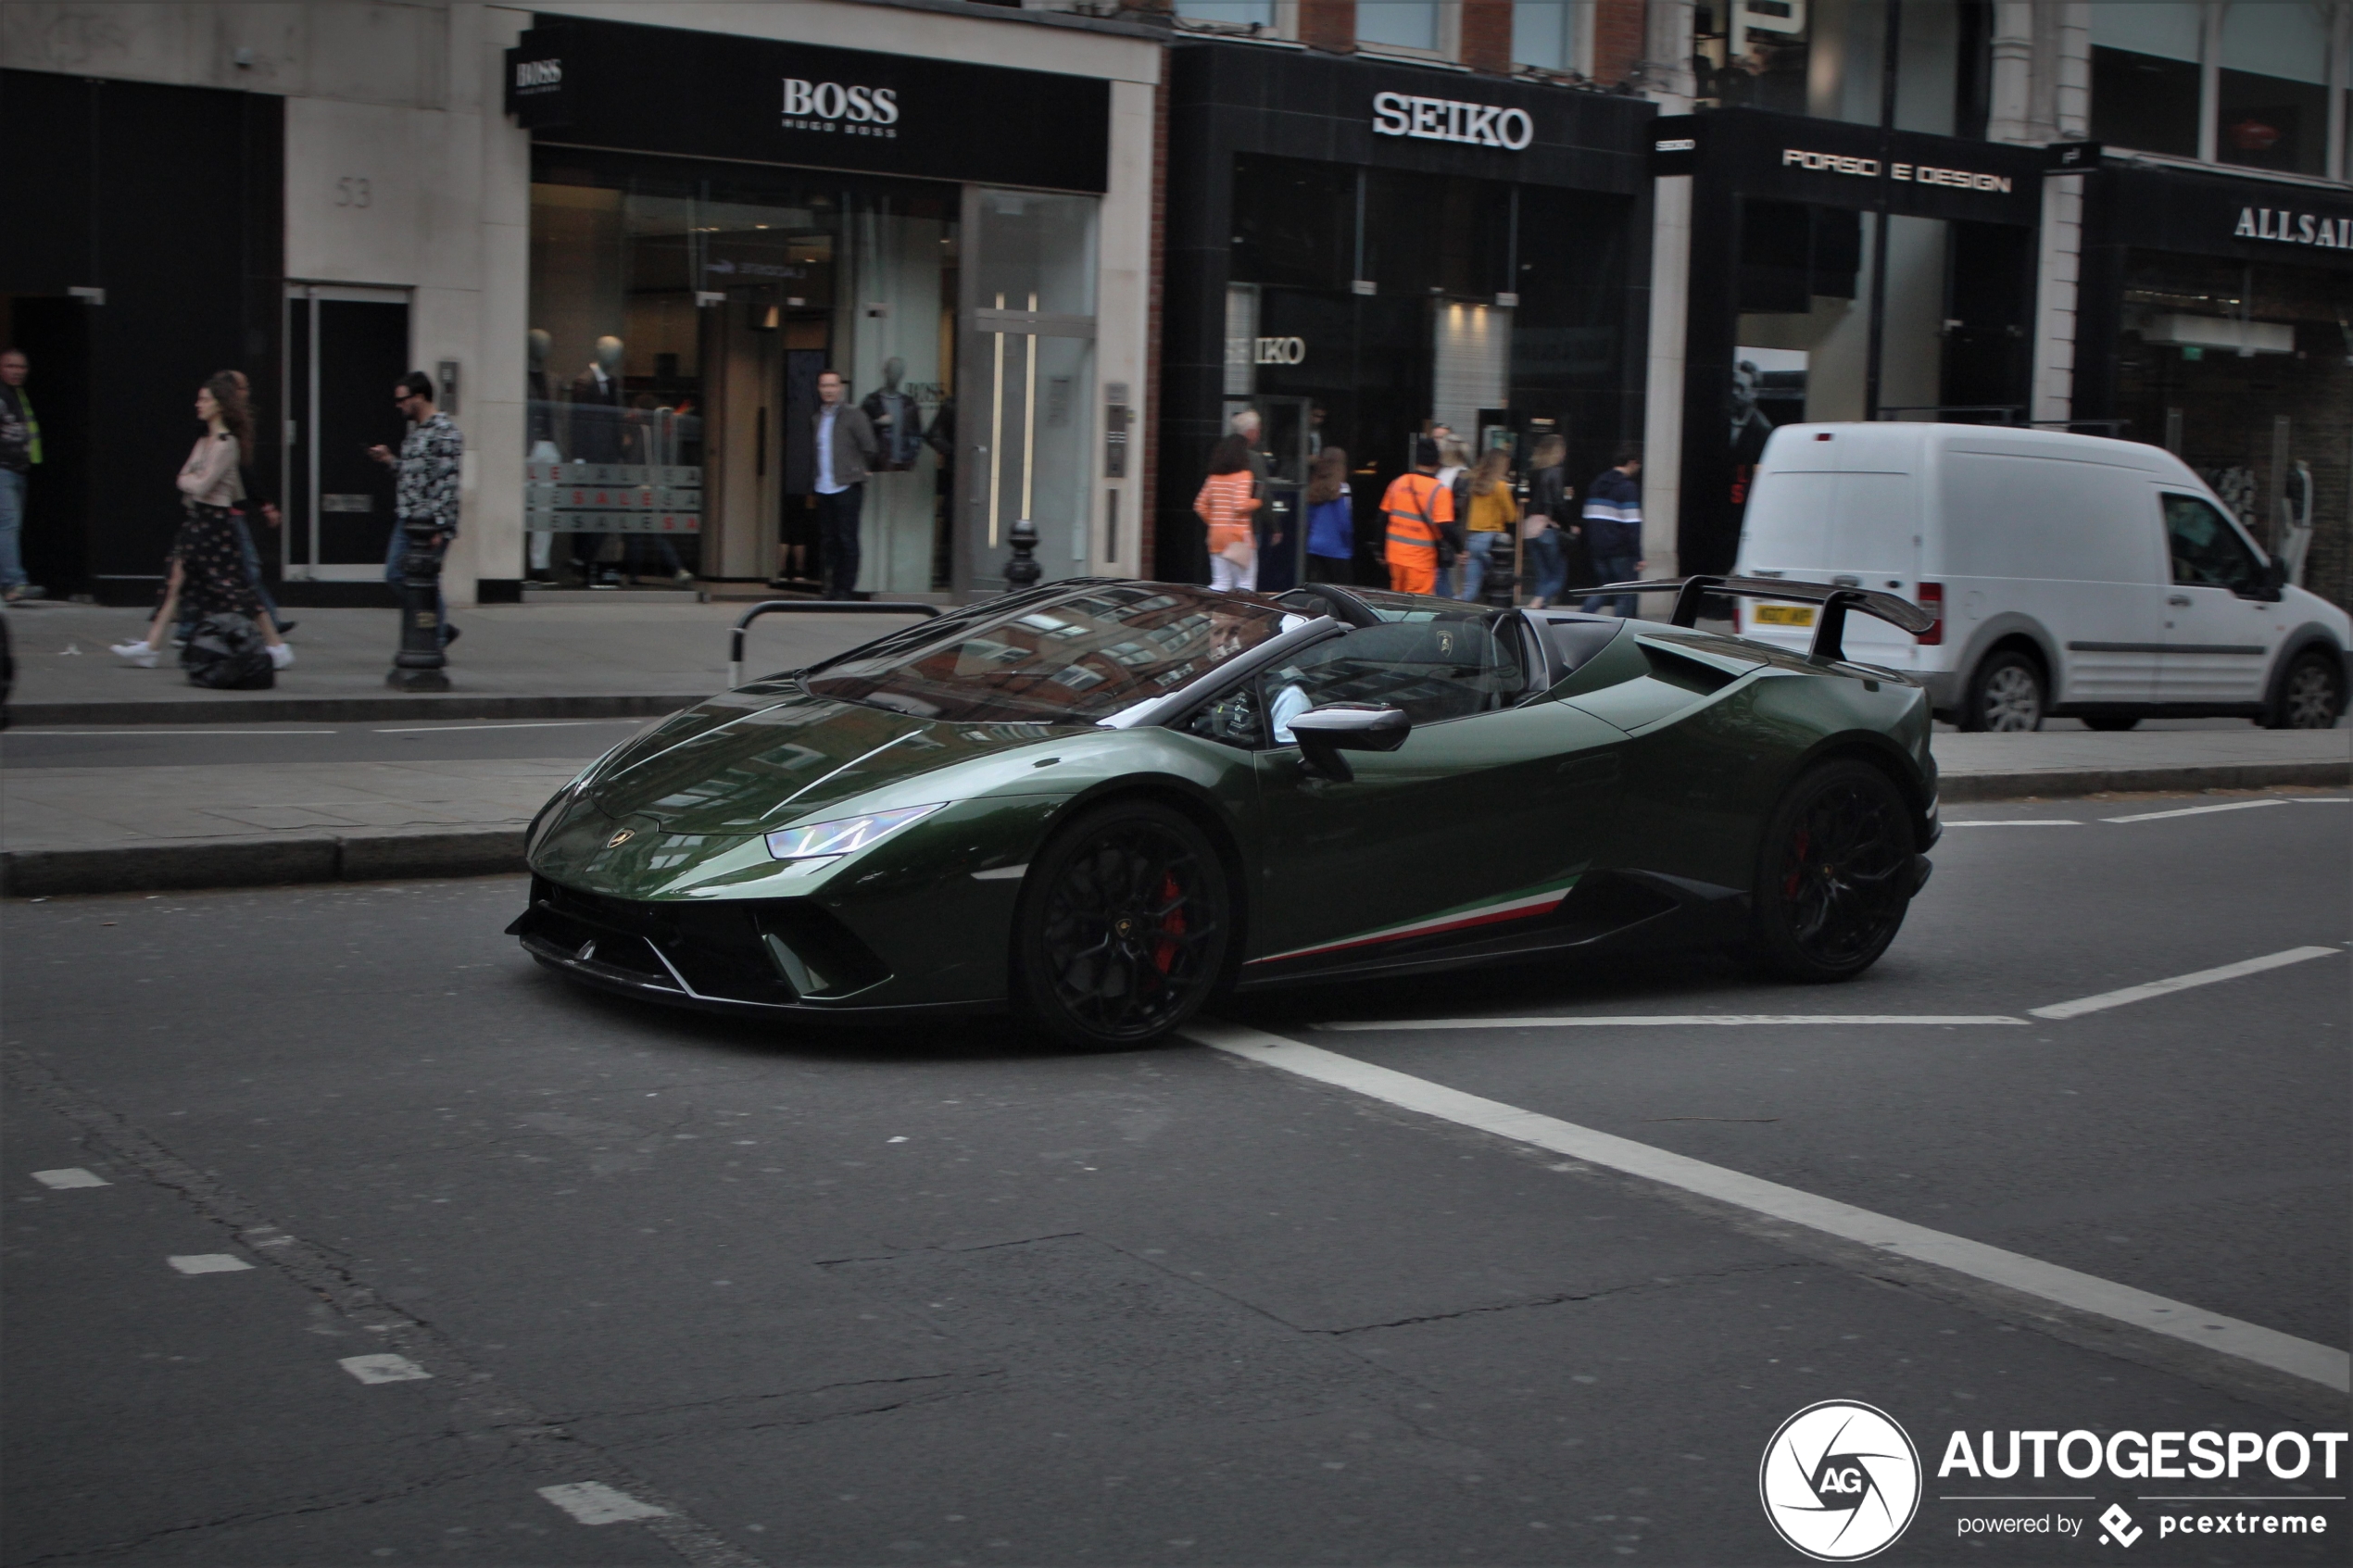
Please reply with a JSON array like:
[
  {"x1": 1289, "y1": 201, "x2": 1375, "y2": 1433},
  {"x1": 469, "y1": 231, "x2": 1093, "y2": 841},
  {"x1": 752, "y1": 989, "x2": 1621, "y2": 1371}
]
[
  {"x1": 2233, "y1": 207, "x2": 2353, "y2": 248},
  {"x1": 1373, "y1": 92, "x2": 1535, "y2": 151}
]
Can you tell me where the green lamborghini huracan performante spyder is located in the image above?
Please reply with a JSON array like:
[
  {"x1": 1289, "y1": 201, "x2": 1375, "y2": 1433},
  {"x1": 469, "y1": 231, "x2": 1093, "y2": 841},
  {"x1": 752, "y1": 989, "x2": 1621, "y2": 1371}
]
[{"x1": 511, "y1": 576, "x2": 1942, "y2": 1049}]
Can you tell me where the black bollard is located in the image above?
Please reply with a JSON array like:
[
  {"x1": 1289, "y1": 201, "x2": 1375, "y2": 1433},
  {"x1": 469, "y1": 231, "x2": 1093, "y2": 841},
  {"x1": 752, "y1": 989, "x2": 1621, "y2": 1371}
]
[
  {"x1": 386, "y1": 517, "x2": 451, "y2": 691},
  {"x1": 1003, "y1": 516, "x2": 1042, "y2": 594}
]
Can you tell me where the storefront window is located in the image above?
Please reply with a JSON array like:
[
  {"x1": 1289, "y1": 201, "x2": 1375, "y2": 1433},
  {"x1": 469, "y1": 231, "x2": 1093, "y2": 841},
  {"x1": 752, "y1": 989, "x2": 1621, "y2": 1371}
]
[
  {"x1": 1358, "y1": 1, "x2": 1441, "y2": 55},
  {"x1": 527, "y1": 154, "x2": 961, "y2": 593},
  {"x1": 2218, "y1": 2, "x2": 2334, "y2": 176},
  {"x1": 2091, "y1": 1, "x2": 2203, "y2": 158},
  {"x1": 1694, "y1": 0, "x2": 1810, "y2": 114}
]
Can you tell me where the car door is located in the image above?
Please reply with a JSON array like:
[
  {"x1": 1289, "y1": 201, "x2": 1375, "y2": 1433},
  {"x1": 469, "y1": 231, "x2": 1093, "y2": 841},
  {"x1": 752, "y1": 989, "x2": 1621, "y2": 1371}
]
[
  {"x1": 1240, "y1": 612, "x2": 1626, "y2": 971},
  {"x1": 2156, "y1": 492, "x2": 2283, "y2": 705}
]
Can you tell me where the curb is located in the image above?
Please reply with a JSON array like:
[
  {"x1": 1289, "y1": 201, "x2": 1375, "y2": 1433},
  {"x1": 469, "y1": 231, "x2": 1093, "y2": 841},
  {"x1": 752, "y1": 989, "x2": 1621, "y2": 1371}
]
[
  {"x1": 4, "y1": 763, "x2": 2344, "y2": 899},
  {"x1": 6, "y1": 694, "x2": 709, "y2": 728},
  {"x1": 3, "y1": 830, "x2": 526, "y2": 898},
  {"x1": 1939, "y1": 759, "x2": 2349, "y2": 802}
]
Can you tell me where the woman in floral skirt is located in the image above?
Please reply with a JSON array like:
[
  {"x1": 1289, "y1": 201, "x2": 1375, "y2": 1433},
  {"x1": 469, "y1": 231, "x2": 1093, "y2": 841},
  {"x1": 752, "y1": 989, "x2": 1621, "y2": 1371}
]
[{"x1": 113, "y1": 372, "x2": 293, "y2": 670}]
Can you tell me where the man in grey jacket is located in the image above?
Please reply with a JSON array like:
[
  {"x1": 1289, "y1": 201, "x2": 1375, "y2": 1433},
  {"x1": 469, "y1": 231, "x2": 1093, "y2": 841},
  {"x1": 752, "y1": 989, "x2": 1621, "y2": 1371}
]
[{"x1": 812, "y1": 370, "x2": 879, "y2": 599}]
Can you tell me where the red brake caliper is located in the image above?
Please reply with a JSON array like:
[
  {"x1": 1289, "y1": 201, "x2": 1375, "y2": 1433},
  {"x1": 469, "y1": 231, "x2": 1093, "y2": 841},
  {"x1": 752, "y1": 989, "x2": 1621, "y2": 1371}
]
[
  {"x1": 1153, "y1": 873, "x2": 1185, "y2": 973},
  {"x1": 1782, "y1": 827, "x2": 1809, "y2": 900}
]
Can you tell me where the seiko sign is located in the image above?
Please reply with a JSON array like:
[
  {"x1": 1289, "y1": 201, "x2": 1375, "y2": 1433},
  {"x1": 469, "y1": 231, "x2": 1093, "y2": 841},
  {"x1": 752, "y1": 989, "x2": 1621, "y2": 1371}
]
[
  {"x1": 1372, "y1": 92, "x2": 1534, "y2": 151},
  {"x1": 2233, "y1": 206, "x2": 2353, "y2": 248},
  {"x1": 783, "y1": 78, "x2": 901, "y2": 137}
]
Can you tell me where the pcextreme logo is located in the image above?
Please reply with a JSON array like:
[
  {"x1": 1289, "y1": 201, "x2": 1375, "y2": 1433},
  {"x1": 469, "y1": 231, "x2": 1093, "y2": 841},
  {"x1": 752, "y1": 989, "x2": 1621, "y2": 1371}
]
[{"x1": 1760, "y1": 1400, "x2": 1923, "y2": 1562}]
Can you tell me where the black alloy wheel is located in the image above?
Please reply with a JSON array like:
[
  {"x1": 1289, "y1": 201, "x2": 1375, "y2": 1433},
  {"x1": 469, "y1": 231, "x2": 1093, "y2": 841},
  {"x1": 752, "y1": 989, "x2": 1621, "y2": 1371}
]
[
  {"x1": 1752, "y1": 759, "x2": 1919, "y2": 982},
  {"x1": 2267, "y1": 650, "x2": 2346, "y2": 730},
  {"x1": 1013, "y1": 801, "x2": 1230, "y2": 1049},
  {"x1": 1959, "y1": 649, "x2": 2045, "y2": 732}
]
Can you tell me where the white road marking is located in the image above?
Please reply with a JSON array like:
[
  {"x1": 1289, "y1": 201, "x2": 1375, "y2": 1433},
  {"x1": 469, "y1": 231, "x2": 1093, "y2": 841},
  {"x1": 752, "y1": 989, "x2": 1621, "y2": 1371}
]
[
  {"x1": 2029, "y1": 946, "x2": 2341, "y2": 1020},
  {"x1": 1184, "y1": 1021, "x2": 2352, "y2": 1394},
  {"x1": 31, "y1": 1168, "x2": 109, "y2": 1188},
  {"x1": 1317, "y1": 1014, "x2": 2026, "y2": 1033},
  {"x1": 5, "y1": 729, "x2": 338, "y2": 736},
  {"x1": 1941, "y1": 820, "x2": 2081, "y2": 827},
  {"x1": 2290, "y1": 796, "x2": 2350, "y2": 803},
  {"x1": 168, "y1": 1253, "x2": 253, "y2": 1274},
  {"x1": 371, "y1": 721, "x2": 629, "y2": 734},
  {"x1": 2102, "y1": 799, "x2": 2288, "y2": 823},
  {"x1": 537, "y1": 1482, "x2": 672, "y2": 1526},
  {"x1": 338, "y1": 1353, "x2": 433, "y2": 1385}
]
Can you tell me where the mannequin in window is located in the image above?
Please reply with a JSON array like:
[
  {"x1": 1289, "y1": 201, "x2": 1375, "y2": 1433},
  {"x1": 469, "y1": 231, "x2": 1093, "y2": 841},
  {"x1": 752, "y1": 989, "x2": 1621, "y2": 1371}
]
[
  {"x1": 526, "y1": 328, "x2": 560, "y2": 581},
  {"x1": 862, "y1": 357, "x2": 923, "y2": 471},
  {"x1": 569, "y1": 334, "x2": 625, "y2": 585}
]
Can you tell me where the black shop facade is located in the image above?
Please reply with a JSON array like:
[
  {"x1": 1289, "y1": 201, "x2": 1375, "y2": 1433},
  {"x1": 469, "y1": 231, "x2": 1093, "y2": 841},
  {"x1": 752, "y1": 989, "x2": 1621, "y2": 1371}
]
[
  {"x1": 2076, "y1": 160, "x2": 2353, "y2": 609},
  {"x1": 1655, "y1": 107, "x2": 2048, "y2": 578},
  {"x1": 1158, "y1": 39, "x2": 1655, "y2": 590},
  {"x1": 506, "y1": 14, "x2": 1121, "y2": 598}
]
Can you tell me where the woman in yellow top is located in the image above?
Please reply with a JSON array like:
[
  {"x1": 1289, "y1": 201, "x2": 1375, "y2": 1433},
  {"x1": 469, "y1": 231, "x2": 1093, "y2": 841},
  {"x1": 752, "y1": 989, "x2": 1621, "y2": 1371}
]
[
  {"x1": 1456, "y1": 446, "x2": 1518, "y2": 602},
  {"x1": 1194, "y1": 434, "x2": 1262, "y2": 593}
]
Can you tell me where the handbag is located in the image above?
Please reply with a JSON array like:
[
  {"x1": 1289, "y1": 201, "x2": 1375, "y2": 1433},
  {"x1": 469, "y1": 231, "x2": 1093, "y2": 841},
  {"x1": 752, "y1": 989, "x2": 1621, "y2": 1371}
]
[{"x1": 1218, "y1": 536, "x2": 1255, "y2": 568}]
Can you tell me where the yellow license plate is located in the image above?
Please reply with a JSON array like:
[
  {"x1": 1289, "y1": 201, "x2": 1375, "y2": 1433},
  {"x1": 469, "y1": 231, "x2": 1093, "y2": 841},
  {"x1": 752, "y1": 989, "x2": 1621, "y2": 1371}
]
[{"x1": 1753, "y1": 604, "x2": 1817, "y2": 626}]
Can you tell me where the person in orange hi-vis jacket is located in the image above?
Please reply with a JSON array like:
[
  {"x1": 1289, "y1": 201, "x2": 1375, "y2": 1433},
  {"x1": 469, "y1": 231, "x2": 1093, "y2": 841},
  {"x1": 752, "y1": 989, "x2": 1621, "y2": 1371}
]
[{"x1": 1379, "y1": 436, "x2": 1453, "y2": 596}]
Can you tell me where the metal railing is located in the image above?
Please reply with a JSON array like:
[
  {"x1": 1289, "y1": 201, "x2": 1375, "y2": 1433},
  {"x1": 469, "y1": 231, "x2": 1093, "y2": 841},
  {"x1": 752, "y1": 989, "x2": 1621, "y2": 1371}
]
[{"x1": 727, "y1": 600, "x2": 943, "y2": 689}]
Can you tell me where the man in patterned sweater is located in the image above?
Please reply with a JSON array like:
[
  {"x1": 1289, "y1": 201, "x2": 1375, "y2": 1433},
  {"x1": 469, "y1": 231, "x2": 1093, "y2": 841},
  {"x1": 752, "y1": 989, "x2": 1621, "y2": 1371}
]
[{"x1": 369, "y1": 370, "x2": 463, "y2": 648}]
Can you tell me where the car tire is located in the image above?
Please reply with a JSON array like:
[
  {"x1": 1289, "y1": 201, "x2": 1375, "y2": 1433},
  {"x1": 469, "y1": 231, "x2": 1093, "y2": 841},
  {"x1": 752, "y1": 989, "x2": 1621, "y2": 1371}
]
[
  {"x1": 1959, "y1": 649, "x2": 2046, "y2": 732},
  {"x1": 2266, "y1": 649, "x2": 2345, "y2": 730},
  {"x1": 1751, "y1": 759, "x2": 1919, "y2": 984},
  {"x1": 2082, "y1": 713, "x2": 2141, "y2": 732},
  {"x1": 1012, "y1": 800, "x2": 1232, "y2": 1050}
]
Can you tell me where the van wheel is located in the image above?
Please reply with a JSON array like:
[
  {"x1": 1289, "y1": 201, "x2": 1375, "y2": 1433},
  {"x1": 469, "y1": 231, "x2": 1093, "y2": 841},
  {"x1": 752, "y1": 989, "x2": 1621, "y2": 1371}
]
[
  {"x1": 1960, "y1": 651, "x2": 2045, "y2": 732},
  {"x1": 2267, "y1": 650, "x2": 2345, "y2": 730},
  {"x1": 2082, "y1": 713, "x2": 2141, "y2": 732}
]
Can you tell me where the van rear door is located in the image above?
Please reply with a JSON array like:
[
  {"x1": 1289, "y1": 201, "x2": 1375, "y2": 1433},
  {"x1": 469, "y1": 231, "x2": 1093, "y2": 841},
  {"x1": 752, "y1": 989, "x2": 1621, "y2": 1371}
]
[{"x1": 1736, "y1": 469, "x2": 1919, "y2": 659}]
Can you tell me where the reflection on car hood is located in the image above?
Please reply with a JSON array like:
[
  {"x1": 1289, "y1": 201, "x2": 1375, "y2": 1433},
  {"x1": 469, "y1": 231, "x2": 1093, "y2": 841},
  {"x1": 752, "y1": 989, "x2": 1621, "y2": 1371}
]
[{"x1": 585, "y1": 684, "x2": 1085, "y2": 834}]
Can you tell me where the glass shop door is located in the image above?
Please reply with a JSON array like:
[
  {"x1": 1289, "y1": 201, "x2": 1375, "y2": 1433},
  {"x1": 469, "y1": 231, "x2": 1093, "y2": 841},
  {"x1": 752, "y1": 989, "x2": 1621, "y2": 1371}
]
[
  {"x1": 283, "y1": 284, "x2": 410, "y2": 581},
  {"x1": 1225, "y1": 394, "x2": 1311, "y2": 593}
]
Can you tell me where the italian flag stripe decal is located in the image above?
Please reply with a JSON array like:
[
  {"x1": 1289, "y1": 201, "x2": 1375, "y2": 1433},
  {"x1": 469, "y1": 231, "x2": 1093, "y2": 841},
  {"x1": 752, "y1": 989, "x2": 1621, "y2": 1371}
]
[{"x1": 1250, "y1": 877, "x2": 1581, "y2": 967}]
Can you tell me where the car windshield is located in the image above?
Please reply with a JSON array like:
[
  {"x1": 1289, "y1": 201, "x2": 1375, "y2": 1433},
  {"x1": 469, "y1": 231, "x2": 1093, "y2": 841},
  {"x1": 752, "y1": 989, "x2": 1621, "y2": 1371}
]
[{"x1": 802, "y1": 583, "x2": 1303, "y2": 724}]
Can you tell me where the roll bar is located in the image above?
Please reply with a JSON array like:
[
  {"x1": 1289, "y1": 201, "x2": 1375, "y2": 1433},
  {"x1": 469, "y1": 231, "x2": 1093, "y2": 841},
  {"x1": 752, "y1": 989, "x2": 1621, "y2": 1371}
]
[
  {"x1": 727, "y1": 599, "x2": 943, "y2": 689},
  {"x1": 1590, "y1": 574, "x2": 1937, "y2": 662}
]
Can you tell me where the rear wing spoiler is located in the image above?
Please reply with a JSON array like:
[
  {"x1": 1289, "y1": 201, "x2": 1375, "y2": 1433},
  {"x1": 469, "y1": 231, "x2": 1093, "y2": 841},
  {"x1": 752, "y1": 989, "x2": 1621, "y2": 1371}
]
[{"x1": 1592, "y1": 574, "x2": 1936, "y2": 662}]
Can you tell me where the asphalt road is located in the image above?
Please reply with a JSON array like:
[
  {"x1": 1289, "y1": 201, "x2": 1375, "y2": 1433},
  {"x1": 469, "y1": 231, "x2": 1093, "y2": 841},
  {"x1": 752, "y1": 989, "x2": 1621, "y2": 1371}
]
[{"x1": 4, "y1": 793, "x2": 2347, "y2": 1566}]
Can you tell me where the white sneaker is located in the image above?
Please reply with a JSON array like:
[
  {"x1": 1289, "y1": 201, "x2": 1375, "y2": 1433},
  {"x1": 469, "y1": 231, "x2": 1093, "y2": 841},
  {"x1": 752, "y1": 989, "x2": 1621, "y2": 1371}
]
[
  {"x1": 267, "y1": 644, "x2": 295, "y2": 671},
  {"x1": 111, "y1": 639, "x2": 158, "y2": 668}
]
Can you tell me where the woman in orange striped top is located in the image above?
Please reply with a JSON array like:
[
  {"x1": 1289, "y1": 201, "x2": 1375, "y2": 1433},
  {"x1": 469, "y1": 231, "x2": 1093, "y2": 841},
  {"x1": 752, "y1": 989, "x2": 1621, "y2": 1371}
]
[{"x1": 1194, "y1": 434, "x2": 1262, "y2": 593}]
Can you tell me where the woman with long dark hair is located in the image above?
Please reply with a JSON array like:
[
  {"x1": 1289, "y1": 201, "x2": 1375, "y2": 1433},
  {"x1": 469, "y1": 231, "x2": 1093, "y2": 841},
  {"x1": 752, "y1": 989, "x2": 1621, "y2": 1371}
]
[
  {"x1": 112, "y1": 372, "x2": 292, "y2": 669},
  {"x1": 1302, "y1": 446, "x2": 1355, "y2": 584},
  {"x1": 1194, "y1": 433, "x2": 1261, "y2": 592},
  {"x1": 1522, "y1": 433, "x2": 1572, "y2": 608}
]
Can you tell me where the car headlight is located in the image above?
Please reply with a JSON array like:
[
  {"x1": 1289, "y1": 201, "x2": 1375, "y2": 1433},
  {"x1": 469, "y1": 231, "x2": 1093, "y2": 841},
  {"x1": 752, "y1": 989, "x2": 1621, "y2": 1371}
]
[{"x1": 764, "y1": 803, "x2": 945, "y2": 861}]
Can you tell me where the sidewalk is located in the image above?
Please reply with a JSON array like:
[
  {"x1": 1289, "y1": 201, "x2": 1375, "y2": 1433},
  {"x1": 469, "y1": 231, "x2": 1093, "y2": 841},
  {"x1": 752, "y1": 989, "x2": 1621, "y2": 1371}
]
[
  {"x1": 0, "y1": 599, "x2": 929, "y2": 725},
  {"x1": 4, "y1": 727, "x2": 2343, "y2": 898}
]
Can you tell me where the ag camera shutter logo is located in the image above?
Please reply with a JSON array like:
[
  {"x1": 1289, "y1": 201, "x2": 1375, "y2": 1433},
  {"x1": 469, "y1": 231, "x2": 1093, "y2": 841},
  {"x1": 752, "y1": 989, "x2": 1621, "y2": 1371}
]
[{"x1": 1760, "y1": 1400, "x2": 1922, "y2": 1561}]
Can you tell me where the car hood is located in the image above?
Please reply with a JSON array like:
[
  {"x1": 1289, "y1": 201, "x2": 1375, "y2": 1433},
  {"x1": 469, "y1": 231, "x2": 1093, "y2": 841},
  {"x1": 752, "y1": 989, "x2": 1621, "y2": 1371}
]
[{"x1": 584, "y1": 684, "x2": 1090, "y2": 835}]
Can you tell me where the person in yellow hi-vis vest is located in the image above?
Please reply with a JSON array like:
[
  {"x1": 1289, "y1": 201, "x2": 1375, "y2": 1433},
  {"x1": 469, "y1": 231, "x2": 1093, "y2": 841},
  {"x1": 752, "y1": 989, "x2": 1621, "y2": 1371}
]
[{"x1": 1379, "y1": 436, "x2": 1453, "y2": 596}]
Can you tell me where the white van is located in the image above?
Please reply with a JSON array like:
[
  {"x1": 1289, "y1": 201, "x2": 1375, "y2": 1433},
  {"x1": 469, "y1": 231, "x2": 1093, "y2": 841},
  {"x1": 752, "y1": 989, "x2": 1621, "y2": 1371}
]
[{"x1": 1730, "y1": 423, "x2": 2348, "y2": 730}]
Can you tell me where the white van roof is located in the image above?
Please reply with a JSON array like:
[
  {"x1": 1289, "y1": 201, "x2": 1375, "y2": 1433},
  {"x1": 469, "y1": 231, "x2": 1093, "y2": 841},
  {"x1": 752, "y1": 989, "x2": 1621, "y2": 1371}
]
[{"x1": 1760, "y1": 422, "x2": 2195, "y2": 483}]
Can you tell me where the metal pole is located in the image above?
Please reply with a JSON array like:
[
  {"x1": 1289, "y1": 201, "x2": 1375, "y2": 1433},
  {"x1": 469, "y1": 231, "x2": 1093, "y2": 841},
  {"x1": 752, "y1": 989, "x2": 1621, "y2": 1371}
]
[{"x1": 1863, "y1": 0, "x2": 1902, "y2": 422}]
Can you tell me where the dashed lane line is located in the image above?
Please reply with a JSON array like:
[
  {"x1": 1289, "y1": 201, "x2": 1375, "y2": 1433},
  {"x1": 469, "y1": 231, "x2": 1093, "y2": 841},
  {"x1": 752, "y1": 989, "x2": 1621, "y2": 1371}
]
[
  {"x1": 2029, "y1": 946, "x2": 2342, "y2": 1020},
  {"x1": 540, "y1": 1483, "x2": 673, "y2": 1527},
  {"x1": 1183, "y1": 1021, "x2": 2351, "y2": 1395},
  {"x1": 2103, "y1": 799, "x2": 2290, "y2": 823},
  {"x1": 2, "y1": 1047, "x2": 766, "y2": 1568},
  {"x1": 168, "y1": 1254, "x2": 253, "y2": 1274},
  {"x1": 1317, "y1": 1014, "x2": 2026, "y2": 1033},
  {"x1": 1940, "y1": 820, "x2": 2082, "y2": 827},
  {"x1": 31, "y1": 1167, "x2": 109, "y2": 1188},
  {"x1": 339, "y1": 1354, "x2": 433, "y2": 1386}
]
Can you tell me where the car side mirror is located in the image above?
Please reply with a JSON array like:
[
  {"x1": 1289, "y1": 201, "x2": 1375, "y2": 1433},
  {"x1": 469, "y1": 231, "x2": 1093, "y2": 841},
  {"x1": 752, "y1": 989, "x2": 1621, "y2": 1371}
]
[{"x1": 1288, "y1": 703, "x2": 1411, "y2": 782}]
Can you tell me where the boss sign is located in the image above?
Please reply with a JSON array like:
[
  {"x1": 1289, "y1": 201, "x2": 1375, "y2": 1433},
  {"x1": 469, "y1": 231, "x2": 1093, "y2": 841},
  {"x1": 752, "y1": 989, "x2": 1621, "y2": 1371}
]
[{"x1": 782, "y1": 78, "x2": 901, "y2": 125}]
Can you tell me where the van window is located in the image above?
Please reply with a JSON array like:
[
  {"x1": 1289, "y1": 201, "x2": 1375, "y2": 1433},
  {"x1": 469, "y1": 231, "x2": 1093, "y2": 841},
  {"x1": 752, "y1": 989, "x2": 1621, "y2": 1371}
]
[
  {"x1": 1940, "y1": 453, "x2": 2157, "y2": 582},
  {"x1": 1743, "y1": 470, "x2": 1912, "y2": 574},
  {"x1": 2161, "y1": 494, "x2": 2267, "y2": 596}
]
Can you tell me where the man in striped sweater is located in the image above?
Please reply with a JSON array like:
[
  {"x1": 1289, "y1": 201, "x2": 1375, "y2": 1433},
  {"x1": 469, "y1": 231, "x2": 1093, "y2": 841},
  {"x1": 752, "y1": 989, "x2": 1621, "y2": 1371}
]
[{"x1": 1579, "y1": 445, "x2": 1644, "y2": 617}]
